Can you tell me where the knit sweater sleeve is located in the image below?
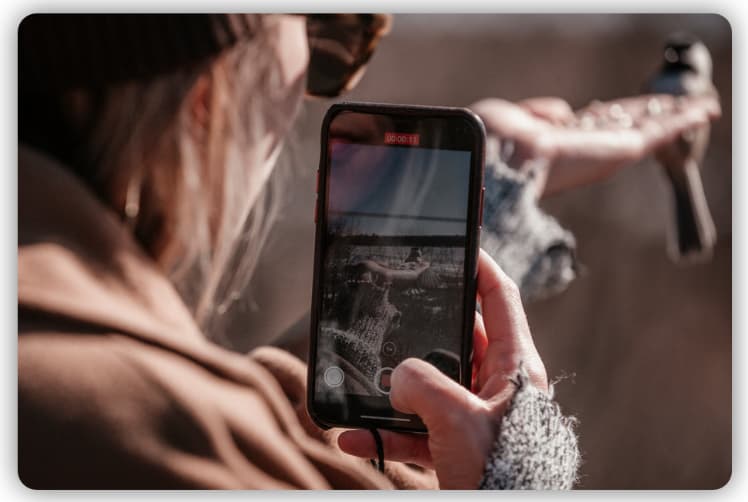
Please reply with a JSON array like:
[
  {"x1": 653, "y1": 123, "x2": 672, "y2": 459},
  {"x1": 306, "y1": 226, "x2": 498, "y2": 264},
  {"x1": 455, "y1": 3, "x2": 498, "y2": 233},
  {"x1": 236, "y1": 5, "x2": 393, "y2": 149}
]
[{"x1": 478, "y1": 370, "x2": 580, "y2": 490}]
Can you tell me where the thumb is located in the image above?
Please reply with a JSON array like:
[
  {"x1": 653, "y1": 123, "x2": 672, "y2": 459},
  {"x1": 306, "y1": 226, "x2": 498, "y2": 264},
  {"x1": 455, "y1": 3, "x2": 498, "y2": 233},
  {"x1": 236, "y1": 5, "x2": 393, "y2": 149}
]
[{"x1": 389, "y1": 358, "x2": 485, "y2": 431}]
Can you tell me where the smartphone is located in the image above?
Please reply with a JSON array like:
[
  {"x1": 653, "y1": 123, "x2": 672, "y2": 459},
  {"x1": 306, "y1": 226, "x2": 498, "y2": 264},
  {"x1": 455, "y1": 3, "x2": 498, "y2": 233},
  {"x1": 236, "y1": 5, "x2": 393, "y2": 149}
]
[{"x1": 307, "y1": 102, "x2": 485, "y2": 433}]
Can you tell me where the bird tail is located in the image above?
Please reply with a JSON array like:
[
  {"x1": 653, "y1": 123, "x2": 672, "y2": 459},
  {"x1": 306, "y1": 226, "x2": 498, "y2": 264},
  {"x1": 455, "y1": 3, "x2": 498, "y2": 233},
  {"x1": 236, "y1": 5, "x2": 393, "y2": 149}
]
[{"x1": 667, "y1": 159, "x2": 717, "y2": 262}]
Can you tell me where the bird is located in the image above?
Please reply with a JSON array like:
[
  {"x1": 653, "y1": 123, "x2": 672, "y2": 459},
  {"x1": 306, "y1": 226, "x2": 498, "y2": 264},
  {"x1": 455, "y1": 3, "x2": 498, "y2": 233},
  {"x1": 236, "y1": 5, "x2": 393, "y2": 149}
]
[{"x1": 645, "y1": 33, "x2": 718, "y2": 262}]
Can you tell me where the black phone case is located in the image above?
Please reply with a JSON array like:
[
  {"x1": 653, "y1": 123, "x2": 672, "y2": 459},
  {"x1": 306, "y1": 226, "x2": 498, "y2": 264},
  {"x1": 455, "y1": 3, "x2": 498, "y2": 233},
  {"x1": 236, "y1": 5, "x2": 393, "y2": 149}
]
[{"x1": 307, "y1": 101, "x2": 485, "y2": 433}]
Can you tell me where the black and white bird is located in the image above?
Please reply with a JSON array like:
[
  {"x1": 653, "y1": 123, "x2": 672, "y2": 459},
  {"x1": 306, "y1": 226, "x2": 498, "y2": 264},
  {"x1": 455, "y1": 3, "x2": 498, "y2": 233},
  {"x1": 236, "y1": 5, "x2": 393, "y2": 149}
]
[{"x1": 645, "y1": 33, "x2": 718, "y2": 262}]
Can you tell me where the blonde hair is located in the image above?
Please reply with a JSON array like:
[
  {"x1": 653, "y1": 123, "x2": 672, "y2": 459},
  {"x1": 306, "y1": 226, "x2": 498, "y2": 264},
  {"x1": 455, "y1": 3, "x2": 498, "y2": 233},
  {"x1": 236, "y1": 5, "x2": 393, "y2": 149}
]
[{"x1": 66, "y1": 15, "x2": 300, "y2": 339}]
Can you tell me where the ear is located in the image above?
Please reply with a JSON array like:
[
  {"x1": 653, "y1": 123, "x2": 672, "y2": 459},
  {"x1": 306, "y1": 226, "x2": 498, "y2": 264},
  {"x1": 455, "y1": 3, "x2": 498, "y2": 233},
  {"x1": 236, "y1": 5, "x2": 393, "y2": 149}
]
[{"x1": 187, "y1": 73, "x2": 212, "y2": 137}]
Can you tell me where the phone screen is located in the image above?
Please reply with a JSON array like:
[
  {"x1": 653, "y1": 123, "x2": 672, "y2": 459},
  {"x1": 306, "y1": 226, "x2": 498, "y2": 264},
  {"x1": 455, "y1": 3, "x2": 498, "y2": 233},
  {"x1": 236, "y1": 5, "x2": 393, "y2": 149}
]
[{"x1": 310, "y1": 106, "x2": 483, "y2": 430}]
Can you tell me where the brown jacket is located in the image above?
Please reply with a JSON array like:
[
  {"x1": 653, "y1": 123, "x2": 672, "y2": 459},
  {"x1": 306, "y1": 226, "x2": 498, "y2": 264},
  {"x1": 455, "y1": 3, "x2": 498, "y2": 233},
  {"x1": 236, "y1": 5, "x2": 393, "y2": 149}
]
[{"x1": 18, "y1": 147, "x2": 438, "y2": 489}]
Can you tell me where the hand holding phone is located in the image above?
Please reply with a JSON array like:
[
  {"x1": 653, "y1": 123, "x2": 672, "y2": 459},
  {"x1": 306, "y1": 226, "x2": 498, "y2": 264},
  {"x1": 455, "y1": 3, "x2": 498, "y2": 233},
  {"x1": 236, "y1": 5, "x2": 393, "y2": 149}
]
[{"x1": 337, "y1": 250, "x2": 549, "y2": 489}]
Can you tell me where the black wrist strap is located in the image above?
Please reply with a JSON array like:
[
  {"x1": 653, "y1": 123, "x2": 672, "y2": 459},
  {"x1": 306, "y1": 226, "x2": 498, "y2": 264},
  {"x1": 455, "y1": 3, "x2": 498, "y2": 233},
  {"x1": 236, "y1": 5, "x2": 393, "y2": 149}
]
[{"x1": 369, "y1": 428, "x2": 385, "y2": 473}]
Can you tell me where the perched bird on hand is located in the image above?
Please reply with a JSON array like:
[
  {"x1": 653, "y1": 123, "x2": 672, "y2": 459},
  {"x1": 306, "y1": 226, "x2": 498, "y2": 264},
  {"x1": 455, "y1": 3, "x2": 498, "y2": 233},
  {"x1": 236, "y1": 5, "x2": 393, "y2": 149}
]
[{"x1": 645, "y1": 33, "x2": 718, "y2": 262}]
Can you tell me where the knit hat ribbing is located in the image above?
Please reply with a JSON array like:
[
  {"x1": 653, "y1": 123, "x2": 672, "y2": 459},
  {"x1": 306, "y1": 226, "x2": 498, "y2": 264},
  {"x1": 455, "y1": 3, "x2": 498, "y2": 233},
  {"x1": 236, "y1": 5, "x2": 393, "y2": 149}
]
[{"x1": 19, "y1": 14, "x2": 261, "y2": 92}]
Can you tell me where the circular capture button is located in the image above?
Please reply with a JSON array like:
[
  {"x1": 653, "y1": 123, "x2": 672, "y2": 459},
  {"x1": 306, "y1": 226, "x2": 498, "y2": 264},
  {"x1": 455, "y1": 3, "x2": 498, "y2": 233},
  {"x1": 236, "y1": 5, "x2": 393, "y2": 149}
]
[
  {"x1": 324, "y1": 366, "x2": 345, "y2": 388},
  {"x1": 374, "y1": 367, "x2": 394, "y2": 395}
]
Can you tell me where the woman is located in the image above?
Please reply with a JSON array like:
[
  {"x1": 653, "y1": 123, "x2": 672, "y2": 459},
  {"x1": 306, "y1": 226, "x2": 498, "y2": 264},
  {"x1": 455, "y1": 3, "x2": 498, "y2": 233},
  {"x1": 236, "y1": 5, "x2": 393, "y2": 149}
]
[{"x1": 18, "y1": 14, "x2": 719, "y2": 489}]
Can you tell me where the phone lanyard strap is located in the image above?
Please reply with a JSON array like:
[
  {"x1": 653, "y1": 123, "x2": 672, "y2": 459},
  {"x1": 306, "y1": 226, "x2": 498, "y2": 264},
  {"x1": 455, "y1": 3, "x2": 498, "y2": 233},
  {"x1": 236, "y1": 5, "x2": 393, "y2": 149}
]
[{"x1": 368, "y1": 428, "x2": 385, "y2": 473}]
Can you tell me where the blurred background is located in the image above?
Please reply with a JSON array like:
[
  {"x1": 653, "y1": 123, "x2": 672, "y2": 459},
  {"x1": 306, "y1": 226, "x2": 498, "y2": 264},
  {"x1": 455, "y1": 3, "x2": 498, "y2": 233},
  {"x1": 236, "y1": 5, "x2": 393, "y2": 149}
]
[{"x1": 226, "y1": 14, "x2": 732, "y2": 489}]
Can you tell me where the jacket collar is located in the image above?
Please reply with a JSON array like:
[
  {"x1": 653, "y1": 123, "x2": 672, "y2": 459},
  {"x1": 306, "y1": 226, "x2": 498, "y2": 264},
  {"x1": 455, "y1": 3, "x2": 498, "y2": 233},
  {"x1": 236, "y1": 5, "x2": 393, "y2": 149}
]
[{"x1": 18, "y1": 145, "x2": 205, "y2": 348}]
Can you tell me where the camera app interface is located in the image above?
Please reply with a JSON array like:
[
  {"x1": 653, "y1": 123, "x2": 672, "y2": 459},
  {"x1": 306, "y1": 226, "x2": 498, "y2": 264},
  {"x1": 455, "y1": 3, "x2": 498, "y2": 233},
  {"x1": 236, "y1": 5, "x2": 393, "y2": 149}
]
[{"x1": 315, "y1": 120, "x2": 472, "y2": 405}]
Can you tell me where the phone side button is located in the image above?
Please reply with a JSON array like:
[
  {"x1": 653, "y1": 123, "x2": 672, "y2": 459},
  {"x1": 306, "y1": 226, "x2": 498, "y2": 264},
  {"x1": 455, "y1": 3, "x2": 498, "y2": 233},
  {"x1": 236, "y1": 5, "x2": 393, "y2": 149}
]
[{"x1": 479, "y1": 186, "x2": 485, "y2": 227}]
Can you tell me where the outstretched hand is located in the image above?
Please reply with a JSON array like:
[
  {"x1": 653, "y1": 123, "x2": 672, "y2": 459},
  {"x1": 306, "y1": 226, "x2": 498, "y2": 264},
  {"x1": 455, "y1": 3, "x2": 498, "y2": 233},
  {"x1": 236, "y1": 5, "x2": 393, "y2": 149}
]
[{"x1": 470, "y1": 94, "x2": 721, "y2": 196}]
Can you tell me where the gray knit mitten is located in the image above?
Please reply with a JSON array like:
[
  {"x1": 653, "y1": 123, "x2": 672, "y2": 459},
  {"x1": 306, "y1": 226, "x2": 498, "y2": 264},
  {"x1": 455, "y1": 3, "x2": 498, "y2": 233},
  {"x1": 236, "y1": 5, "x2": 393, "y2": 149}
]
[
  {"x1": 480, "y1": 136, "x2": 578, "y2": 302},
  {"x1": 478, "y1": 370, "x2": 580, "y2": 490}
]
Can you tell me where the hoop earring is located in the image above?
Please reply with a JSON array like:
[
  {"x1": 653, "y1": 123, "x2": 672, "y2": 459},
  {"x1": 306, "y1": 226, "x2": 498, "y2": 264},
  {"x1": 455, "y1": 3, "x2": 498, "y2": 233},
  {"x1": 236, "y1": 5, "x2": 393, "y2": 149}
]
[{"x1": 124, "y1": 175, "x2": 142, "y2": 227}]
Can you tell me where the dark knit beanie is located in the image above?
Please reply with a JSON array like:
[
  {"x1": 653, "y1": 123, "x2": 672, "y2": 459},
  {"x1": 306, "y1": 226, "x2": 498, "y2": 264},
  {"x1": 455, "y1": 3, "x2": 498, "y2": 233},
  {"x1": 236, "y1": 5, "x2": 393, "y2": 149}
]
[{"x1": 19, "y1": 13, "x2": 261, "y2": 93}]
